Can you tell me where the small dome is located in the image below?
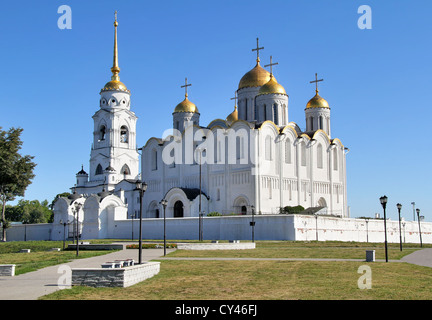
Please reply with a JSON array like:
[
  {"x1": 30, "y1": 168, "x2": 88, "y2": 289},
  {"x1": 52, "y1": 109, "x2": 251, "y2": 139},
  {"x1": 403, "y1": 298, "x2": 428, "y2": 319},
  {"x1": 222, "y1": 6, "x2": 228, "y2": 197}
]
[
  {"x1": 101, "y1": 80, "x2": 130, "y2": 93},
  {"x1": 238, "y1": 61, "x2": 272, "y2": 90},
  {"x1": 226, "y1": 106, "x2": 238, "y2": 123},
  {"x1": 174, "y1": 97, "x2": 199, "y2": 114},
  {"x1": 306, "y1": 93, "x2": 330, "y2": 109},
  {"x1": 258, "y1": 75, "x2": 286, "y2": 95}
]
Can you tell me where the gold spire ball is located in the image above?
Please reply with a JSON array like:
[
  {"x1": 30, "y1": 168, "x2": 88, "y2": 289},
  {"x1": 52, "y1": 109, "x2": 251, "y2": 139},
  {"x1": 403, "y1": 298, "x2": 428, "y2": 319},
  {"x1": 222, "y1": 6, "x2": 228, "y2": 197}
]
[
  {"x1": 306, "y1": 73, "x2": 329, "y2": 109},
  {"x1": 101, "y1": 11, "x2": 130, "y2": 93},
  {"x1": 226, "y1": 92, "x2": 239, "y2": 123},
  {"x1": 238, "y1": 38, "x2": 273, "y2": 90}
]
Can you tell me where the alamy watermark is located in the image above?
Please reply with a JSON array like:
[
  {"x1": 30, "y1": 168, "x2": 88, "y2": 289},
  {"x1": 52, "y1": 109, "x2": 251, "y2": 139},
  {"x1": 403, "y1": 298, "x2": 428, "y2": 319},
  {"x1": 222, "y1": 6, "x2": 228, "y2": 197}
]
[
  {"x1": 57, "y1": 5, "x2": 72, "y2": 29},
  {"x1": 358, "y1": 5, "x2": 372, "y2": 30},
  {"x1": 357, "y1": 265, "x2": 372, "y2": 289}
]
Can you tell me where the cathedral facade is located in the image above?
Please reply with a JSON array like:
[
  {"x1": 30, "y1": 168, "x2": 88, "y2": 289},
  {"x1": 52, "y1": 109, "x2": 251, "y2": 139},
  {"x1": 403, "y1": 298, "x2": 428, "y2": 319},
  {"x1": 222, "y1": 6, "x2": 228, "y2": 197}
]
[{"x1": 53, "y1": 16, "x2": 348, "y2": 239}]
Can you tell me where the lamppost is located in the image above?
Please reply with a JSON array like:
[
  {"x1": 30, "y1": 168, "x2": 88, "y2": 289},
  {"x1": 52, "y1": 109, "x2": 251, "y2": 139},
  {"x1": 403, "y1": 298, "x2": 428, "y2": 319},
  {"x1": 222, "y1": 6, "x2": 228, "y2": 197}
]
[
  {"x1": 314, "y1": 213, "x2": 318, "y2": 241},
  {"x1": 379, "y1": 195, "x2": 388, "y2": 262},
  {"x1": 160, "y1": 199, "x2": 168, "y2": 256},
  {"x1": 136, "y1": 180, "x2": 148, "y2": 264},
  {"x1": 250, "y1": 205, "x2": 256, "y2": 243},
  {"x1": 131, "y1": 212, "x2": 136, "y2": 241},
  {"x1": 411, "y1": 202, "x2": 416, "y2": 221},
  {"x1": 59, "y1": 219, "x2": 70, "y2": 250},
  {"x1": 365, "y1": 218, "x2": 369, "y2": 243},
  {"x1": 196, "y1": 146, "x2": 206, "y2": 241},
  {"x1": 72, "y1": 201, "x2": 82, "y2": 257},
  {"x1": 397, "y1": 203, "x2": 403, "y2": 251},
  {"x1": 416, "y1": 208, "x2": 423, "y2": 247}
]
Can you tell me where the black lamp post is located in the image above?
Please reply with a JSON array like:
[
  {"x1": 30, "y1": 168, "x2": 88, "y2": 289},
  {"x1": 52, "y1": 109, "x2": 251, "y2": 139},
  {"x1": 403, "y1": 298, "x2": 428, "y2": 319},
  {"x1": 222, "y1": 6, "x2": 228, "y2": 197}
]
[
  {"x1": 250, "y1": 205, "x2": 255, "y2": 243},
  {"x1": 136, "y1": 180, "x2": 148, "y2": 264},
  {"x1": 131, "y1": 212, "x2": 136, "y2": 241},
  {"x1": 59, "y1": 219, "x2": 70, "y2": 250},
  {"x1": 160, "y1": 199, "x2": 168, "y2": 256},
  {"x1": 397, "y1": 203, "x2": 402, "y2": 251},
  {"x1": 380, "y1": 195, "x2": 388, "y2": 262},
  {"x1": 416, "y1": 208, "x2": 423, "y2": 247},
  {"x1": 72, "y1": 201, "x2": 82, "y2": 257}
]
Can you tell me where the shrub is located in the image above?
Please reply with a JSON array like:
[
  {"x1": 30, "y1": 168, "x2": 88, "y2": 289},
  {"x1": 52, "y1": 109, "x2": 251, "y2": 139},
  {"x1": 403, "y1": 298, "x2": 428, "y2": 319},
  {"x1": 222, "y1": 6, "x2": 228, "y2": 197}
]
[
  {"x1": 207, "y1": 212, "x2": 222, "y2": 216},
  {"x1": 280, "y1": 205, "x2": 305, "y2": 214},
  {"x1": 126, "y1": 243, "x2": 177, "y2": 249}
]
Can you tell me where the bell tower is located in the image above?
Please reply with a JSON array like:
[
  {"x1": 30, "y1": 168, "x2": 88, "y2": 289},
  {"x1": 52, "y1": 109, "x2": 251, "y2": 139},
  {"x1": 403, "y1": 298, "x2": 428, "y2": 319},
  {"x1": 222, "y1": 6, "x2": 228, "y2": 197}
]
[{"x1": 86, "y1": 12, "x2": 139, "y2": 190}]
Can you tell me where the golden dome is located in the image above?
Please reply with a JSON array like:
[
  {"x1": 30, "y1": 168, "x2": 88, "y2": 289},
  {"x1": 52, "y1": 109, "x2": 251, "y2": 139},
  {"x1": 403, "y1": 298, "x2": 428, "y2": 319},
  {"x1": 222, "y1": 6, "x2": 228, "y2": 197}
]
[
  {"x1": 258, "y1": 75, "x2": 286, "y2": 95},
  {"x1": 101, "y1": 80, "x2": 130, "y2": 93},
  {"x1": 238, "y1": 61, "x2": 273, "y2": 90},
  {"x1": 226, "y1": 106, "x2": 238, "y2": 123},
  {"x1": 174, "y1": 96, "x2": 199, "y2": 113},
  {"x1": 306, "y1": 93, "x2": 330, "y2": 109}
]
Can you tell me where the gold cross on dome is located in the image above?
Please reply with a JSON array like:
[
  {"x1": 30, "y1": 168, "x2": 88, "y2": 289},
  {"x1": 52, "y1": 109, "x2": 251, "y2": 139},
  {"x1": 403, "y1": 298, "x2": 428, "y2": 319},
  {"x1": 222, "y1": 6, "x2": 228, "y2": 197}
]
[
  {"x1": 230, "y1": 91, "x2": 238, "y2": 106},
  {"x1": 252, "y1": 37, "x2": 264, "y2": 62},
  {"x1": 264, "y1": 55, "x2": 278, "y2": 76},
  {"x1": 310, "y1": 73, "x2": 324, "y2": 94},
  {"x1": 181, "y1": 77, "x2": 192, "y2": 98}
]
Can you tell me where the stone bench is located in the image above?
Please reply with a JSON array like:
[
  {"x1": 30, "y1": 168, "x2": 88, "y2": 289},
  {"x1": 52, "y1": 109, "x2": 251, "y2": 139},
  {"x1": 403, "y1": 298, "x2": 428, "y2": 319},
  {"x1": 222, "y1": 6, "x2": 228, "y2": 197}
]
[
  {"x1": 67, "y1": 244, "x2": 123, "y2": 251},
  {"x1": 19, "y1": 249, "x2": 30, "y2": 253},
  {"x1": 72, "y1": 262, "x2": 160, "y2": 287},
  {"x1": 0, "y1": 265, "x2": 16, "y2": 276},
  {"x1": 177, "y1": 242, "x2": 255, "y2": 250}
]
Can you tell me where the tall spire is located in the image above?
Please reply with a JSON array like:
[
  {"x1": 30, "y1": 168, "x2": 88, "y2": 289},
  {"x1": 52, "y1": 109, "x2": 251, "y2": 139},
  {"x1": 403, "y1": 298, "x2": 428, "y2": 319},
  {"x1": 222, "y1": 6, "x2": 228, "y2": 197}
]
[{"x1": 111, "y1": 11, "x2": 120, "y2": 81}]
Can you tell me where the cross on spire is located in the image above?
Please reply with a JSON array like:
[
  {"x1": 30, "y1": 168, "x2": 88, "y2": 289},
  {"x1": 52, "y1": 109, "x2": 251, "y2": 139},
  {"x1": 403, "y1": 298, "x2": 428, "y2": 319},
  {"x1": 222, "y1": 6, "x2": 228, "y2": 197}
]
[
  {"x1": 310, "y1": 73, "x2": 324, "y2": 94},
  {"x1": 264, "y1": 56, "x2": 278, "y2": 76},
  {"x1": 230, "y1": 91, "x2": 238, "y2": 108},
  {"x1": 181, "y1": 77, "x2": 192, "y2": 98},
  {"x1": 252, "y1": 37, "x2": 264, "y2": 62}
]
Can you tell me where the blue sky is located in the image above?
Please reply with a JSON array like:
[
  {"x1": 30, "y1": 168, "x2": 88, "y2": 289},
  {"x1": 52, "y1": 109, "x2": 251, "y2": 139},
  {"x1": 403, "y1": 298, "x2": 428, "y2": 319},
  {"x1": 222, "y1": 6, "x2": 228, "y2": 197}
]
[{"x1": 2, "y1": 0, "x2": 431, "y2": 222}]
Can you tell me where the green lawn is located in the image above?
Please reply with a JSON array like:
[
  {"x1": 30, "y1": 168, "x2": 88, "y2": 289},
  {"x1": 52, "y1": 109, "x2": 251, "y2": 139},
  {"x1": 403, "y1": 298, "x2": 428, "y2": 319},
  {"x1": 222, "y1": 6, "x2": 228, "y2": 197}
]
[{"x1": 39, "y1": 240, "x2": 432, "y2": 300}]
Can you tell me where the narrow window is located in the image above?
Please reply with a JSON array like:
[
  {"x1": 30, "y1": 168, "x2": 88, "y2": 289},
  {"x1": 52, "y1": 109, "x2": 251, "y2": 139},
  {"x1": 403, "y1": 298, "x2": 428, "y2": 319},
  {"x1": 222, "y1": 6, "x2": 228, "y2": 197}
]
[
  {"x1": 152, "y1": 149, "x2": 158, "y2": 170},
  {"x1": 333, "y1": 148, "x2": 338, "y2": 171},
  {"x1": 120, "y1": 126, "x2": 128, "y2": 143},
  {"x1": 285, "y1": 139, "x2": 291, "y2": 164},
  {"x1": 317, "y1": 144, "x2": 323, "y2": 169},
  {"x1": 95, "y1": 164, "x2": 103, "y2": 175},
  {"x1": 99, "y1": 125, "x2": 106, "y2": 141},
  {"x1": 301, "y1": 142, "x2": 306, "y2": 166},
  {"x1": 265, "y1": 136, "x2": 272, "y2": 160},
  {"x1": 273, "y1": 104, "x2": 278, "y2": 124}
]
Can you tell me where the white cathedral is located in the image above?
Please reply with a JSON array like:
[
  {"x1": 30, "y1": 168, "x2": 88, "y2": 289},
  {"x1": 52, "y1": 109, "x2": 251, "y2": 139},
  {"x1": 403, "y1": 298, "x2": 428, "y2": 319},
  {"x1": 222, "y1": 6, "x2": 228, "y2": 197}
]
[{"x1": 53, "y1": 16, "x2": 348, "y2": 239}]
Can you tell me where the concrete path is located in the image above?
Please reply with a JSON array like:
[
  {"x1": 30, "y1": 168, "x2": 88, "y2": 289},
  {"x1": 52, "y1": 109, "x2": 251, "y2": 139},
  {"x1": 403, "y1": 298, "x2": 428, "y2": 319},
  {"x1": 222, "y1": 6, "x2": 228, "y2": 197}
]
[
  {"x1": 0, "y1": 243, "x2": 174, "y2": 300},
  {"x1": 401, "y1": 248, "x2": 432, "y2": 268}
]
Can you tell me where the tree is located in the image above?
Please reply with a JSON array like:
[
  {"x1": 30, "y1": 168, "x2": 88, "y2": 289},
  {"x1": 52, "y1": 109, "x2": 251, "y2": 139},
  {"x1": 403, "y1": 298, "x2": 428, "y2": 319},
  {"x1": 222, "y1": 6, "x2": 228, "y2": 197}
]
[{"x1": 0, "y1": 127, "x2": 36, "y2": 241}]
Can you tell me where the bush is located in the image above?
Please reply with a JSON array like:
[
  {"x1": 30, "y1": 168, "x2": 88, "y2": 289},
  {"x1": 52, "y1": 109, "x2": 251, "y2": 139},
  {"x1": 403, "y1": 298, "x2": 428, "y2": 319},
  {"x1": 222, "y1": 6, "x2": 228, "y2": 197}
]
[
  {"x1": 207, "y1": 212, "x2": 222, "y2": 216},
  {"x1": 279, "y1": 205, "x2": 305, "y2": 214}
]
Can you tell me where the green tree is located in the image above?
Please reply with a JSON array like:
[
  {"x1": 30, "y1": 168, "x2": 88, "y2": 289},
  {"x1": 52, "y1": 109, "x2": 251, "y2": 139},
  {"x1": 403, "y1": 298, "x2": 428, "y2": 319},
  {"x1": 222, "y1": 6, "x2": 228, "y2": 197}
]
[{"x1": 0, "y1": 127, "x2": 36, "y2": 241}]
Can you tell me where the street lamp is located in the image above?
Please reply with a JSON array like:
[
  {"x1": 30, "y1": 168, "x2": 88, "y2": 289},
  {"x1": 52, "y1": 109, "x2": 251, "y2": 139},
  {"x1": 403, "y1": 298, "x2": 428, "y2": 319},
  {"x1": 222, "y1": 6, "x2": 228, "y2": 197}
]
[
  {"x1": 160, "y1": 199, "x2": 168, "y2": 256},
  {"x1": 250, "y1": 205, "x2": 256, "y2": 243},
  {"x1": 416, "y1": 208, "x2": 423, "y2": 247},
  {"x1": 71, "y1": 201, "x2": 82, "y2": 257},
  {"x1": 131, "y1": 212, "x2": 136, "y2": 241},
  {"x1": 59, "y1": 219, "x2": 70, "y2": 250},
  {"x1": 136, "y1": 180, "x2": 148, "y2": 264},
  {"x1": 397, "y1": 203, "x2": 402, "y2": 251},
  {"x1": 379, "y1": 195, "x2": 388, "y2": 262}
]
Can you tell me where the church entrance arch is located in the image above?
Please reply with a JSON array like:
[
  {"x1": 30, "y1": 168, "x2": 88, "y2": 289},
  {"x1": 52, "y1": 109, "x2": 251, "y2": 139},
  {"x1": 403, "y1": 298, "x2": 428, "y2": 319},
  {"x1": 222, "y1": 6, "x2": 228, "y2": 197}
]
[{"x1": 174, "y1": 201, "x2": 184, "y2": 218}]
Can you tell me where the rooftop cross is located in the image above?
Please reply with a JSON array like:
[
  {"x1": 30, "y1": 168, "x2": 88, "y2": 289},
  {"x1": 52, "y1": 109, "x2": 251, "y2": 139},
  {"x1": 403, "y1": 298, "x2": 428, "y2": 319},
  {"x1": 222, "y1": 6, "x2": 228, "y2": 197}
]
[
  {"x1": 264, "y1": 55, "x2": 278, "y2": 76},
  {"x1": 230, "y1": 91, "x2": 238, "y2": 107},
  {"x1": 181, "y1": 77, "x2": 192, "y2": 98},
  {"x1": 310, "y1": 73, "x2": 324, "y2": 94},
  {"x1": 252, "y1": 37, "x2": 264, "y2": 62}
]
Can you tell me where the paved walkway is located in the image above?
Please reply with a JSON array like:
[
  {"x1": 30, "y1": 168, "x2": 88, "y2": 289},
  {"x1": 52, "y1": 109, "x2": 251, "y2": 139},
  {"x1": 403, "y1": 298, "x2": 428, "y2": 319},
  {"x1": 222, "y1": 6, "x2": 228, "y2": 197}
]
[
  {"x1": 0, "y1": 243, "x2": 174, "y2": 300},
  {"x1": 0, "y1": 245, "x2": 431, "y2": 300}
]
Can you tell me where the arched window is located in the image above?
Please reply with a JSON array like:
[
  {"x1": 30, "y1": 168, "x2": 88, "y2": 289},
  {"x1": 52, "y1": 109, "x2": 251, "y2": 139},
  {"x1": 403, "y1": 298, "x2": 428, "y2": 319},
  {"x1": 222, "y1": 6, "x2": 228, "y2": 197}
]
[
  {"x1": 273, "y1": 104, "x2": 278, "y2": 124},
  {"x1": 245, "y1": 99, "x2": 248, "y2": 120},
  {"x1": 151, "y1": 149, "x2": 158, "y2": 170},
  {"x1": 265, "y1": 136, "x2": 272, "y2": 160},
  {"x1": 317, "y1": 144, "x2": 323, "y2": 169},
  {"x1": 301, "y1": 142, "x2": 306, "y2": 166},
  {"x1": 285, "y1": 139, "x2": 291, "y2": 164},
  {"x1": 333, "y1": 148, "x2": 338, "y2": 171},
  {"x1": 174, "y1": 201, "x2": 184, "y2": 218},
  {"x1": 319, "y1": 116, "x2": 323, "y2": 130},
  {"x1": 121, "y1": 164, "x2": 131, "y2": 175},
  {"x1": 120, "y1": 126, "x2": 129, "y2": 143},
  {"x1": 99, "y1": 125, "x2": 106, "y2": 141},
  {"x1": 95, "y1": 164, "x2": 103, "y2": 175}
]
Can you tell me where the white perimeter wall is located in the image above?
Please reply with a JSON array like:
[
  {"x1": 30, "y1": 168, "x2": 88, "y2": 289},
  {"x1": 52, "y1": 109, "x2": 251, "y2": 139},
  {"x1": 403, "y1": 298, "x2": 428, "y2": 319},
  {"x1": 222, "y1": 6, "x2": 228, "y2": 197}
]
[{"x1": 5, "y1": 215, "x2": 432, "y2": 244}]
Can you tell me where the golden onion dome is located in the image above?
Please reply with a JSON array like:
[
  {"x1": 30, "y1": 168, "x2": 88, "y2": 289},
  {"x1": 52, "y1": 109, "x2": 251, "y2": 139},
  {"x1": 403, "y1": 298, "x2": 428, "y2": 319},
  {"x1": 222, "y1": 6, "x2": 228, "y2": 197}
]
[
  {"x1": 238, "y1": 61, "x2": 273, "y2": 90},
  {"x1": 101, "y1": 80, "x2": 130, "y2": 93},
  {"x1": 174, "y1": 96, "x2": 199, "y2": 113},
  {"x1": 257, "y1": 75, "x2": 286, "y2": 96},
  {"x1": 306, "y1": 93, "x2": 330, "y2": 109},
  {"x1": 226, "y1": 106, "x2": 238, "y2": 123}
]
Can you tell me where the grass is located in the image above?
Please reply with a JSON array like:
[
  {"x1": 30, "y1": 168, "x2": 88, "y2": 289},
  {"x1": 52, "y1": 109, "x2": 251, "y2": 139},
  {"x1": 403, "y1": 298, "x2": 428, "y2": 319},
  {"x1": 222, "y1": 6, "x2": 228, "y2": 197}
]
[{"x1": 41, "y1": 260, "x2": 432, "y2": 300}]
